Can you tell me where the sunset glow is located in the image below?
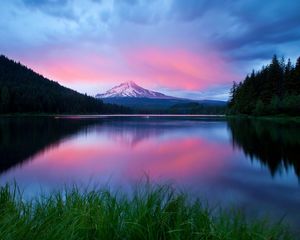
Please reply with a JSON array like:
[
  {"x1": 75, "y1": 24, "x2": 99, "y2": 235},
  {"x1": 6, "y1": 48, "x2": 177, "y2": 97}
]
[
  {"x1": 1, "y1": 1, "x2": 300, "y2": 235},
  {"x1": 1, "y1": 122, "x2": 232, "y2": 186},
  {"x1": 1, "y1": 0, "x2": 299, "y2": 100}
]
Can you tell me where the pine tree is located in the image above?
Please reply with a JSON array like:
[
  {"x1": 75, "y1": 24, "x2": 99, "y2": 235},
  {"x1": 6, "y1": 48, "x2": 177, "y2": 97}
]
[
  {"x1": 267, "y1": 55, "x2": 283, "y2": 100},
  {"x1": 228, "y1": 55, "x2": 300, "y2": 116},
  {"x1": 294, "y1": 57, "x2": 300, "y2": 95},
  {"x1": 229, "y1": 81, "x2": 238, "y2": 108},
  {"x1": 284, "y1": 58, "x2": 294, "y2": 94}
]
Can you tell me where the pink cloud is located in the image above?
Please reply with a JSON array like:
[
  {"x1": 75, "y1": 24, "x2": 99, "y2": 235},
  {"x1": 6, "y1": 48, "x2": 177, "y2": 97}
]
[
  {"x1": 16, "y1": 45, "x2": 238, "y2": 93},
  {"x1": 124, "y1": 47, "x2": 238, "y2": 90},
  {"x1": 17, "y1": 49, "x2": 114, "y2": 84}
]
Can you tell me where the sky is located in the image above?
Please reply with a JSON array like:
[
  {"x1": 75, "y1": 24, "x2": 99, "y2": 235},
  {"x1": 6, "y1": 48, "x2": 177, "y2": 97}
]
[{"x1": 0, "y1": 0, "x2": 300, "y2": 100}]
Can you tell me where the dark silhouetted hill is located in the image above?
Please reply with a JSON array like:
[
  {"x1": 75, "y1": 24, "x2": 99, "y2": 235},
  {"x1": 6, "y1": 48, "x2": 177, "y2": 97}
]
[{"x1": 0, "y1": 55, "x2": 129, "y2": 114}]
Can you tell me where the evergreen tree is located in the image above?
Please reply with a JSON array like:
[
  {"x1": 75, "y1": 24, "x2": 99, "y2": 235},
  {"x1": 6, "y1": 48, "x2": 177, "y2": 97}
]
[
  {"x1": 284, "y1": 58, "x2": 293, "y2": 94},
  {"x1": 228, "y1": 81, "x2": 238, "y2": 108},
  {"x1": 228, "y1": 55, "x2": 300, "y2": 116},
  {"x1": 261, "y1": 55, "x2": 283, "y2": 102},
  {"x1": 293, "y1": 57, "x2": 300, "y2": 95},
  {"x1": 0, "y1": 55, "x2": 131, "y2": 114}
]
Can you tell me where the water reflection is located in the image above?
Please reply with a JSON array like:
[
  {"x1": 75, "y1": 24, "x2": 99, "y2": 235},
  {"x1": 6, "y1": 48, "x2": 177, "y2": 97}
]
[
  {"x1": 0, "y1": 116, "x2": 299, "y2": 230},
  {"x1": 228, "y1": 118, "x2": 300, "y2": 178},
  {"x1": 0, "y1": 117, "x2": 99, "y2": 173},
  {"x1": 1, "y1": 116, "x2": 299, "y2": 185}
]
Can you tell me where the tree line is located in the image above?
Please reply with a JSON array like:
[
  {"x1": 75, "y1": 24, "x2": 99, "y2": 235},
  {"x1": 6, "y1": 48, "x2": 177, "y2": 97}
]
[
  {"x1": 228, "y1": 55, "x2": 300, "y2": 115},
  {"x1": 0, "y1": 55, "x2": 130, "y2": 114},
  {"x1": 167, "y1": 102, "x2": 226, "y2": 114}
]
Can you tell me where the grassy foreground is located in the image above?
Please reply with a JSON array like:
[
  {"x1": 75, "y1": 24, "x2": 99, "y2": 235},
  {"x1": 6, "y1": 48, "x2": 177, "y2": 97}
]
[{"x1": 0, "y1": 183, "x2": 293, "y2": 240}]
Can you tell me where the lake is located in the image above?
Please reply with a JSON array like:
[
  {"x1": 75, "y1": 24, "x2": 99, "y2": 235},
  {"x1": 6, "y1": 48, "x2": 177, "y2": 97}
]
[{"x1": 0, "y1": 116, "x2": 299, "y2": 231}]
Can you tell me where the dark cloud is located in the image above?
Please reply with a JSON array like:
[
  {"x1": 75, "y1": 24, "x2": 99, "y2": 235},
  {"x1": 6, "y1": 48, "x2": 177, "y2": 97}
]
[
  {"x1": 111, "y1": 0, "x2": 300, "y2": 62},
  {"x1": 169, "y1": 0, "x2": 232, "y2": 21},
  {"x1": 190, "y1": 1, "x2": 300, "y2": 61},
  {"x1": 217, "y1": 15, "x2": 300, "y2": 50},
  {"x1": 1, "y1": 0, "x2": 300, "y2": 99},
  {"x1": 229, "y1": 48, "x2": 276, "y2": 62},
  {"x1": 113, "y1": 0, "x2": 164, "y2": 24},
  {"x1": 21, "y1": 0, "x2": 76, "y2": 19}
]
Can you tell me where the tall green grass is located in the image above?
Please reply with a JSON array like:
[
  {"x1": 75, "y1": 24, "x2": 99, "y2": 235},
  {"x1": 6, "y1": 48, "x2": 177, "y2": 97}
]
[{"x1": 0, "y1": 182, "x2": 293, "y2": 240}]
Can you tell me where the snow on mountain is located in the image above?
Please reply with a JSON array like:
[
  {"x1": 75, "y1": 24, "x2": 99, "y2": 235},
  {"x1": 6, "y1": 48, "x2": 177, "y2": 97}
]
[{"x1": 95, "y1": 81, "x2": 175, "y2": 99}]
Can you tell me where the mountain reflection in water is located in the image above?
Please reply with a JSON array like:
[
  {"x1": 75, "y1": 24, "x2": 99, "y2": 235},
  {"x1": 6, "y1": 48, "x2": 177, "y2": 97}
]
[{"x1": 0, "y1": 116, "x2": 299, "y2": 230}]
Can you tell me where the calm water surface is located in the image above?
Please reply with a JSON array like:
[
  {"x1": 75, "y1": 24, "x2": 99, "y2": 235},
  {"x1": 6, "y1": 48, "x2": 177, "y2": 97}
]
[{"x1": 0, "y1": 116, "x2": 299, "y2": 230}]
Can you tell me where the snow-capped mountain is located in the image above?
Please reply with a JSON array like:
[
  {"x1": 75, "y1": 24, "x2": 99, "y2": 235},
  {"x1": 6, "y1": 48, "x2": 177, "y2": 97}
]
[{"x1": 95, "y1": 81, "x2": 174, "y2": 99}]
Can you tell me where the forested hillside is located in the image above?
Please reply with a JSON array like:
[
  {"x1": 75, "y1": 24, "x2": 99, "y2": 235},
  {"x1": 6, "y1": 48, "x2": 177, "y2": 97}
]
[
  {"x1": 228, "y1": 55, "x2": 300, "y2": 115},
  {"x1": 102, "y1": 97, "x2": 227, "y2": 114},
  {"x1": 167, "y1": 102, "x2": 226, "y2": 114},
  {"x1": 0, "y1": 55, "x2": 129, "y2": 114}
]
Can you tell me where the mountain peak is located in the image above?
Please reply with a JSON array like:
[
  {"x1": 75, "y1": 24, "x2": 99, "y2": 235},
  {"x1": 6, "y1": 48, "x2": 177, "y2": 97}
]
[
  {"x1": 120, "y1": 81, "x2": 138, "y2": 88},
  {"x1": 96, "y1": 82, "x2": 175, "y2": 99}
]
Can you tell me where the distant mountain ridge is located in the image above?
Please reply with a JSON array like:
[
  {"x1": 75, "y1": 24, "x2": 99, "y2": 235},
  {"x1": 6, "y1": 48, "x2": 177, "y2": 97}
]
[
  {"x1": 96, "y1": 81, "x2": 227, "y2": 113},
  {"x1": 96, "y1": 81, "x2": 175, "y2": 99},
  {"x1": 0, "y1": 55, "x2": 226, "y2": 115}
]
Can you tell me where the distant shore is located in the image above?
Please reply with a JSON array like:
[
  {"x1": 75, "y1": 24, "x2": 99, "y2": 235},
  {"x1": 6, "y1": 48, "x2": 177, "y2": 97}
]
[
  {"x1": 2, "y1": 113, "x2": 300, "y2": 124},
  {"x1": 0, "y1": 113, "x2": 226, "y2": 118}
]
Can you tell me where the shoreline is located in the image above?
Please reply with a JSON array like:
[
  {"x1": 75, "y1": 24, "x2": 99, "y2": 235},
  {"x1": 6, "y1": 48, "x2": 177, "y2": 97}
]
[
  {"x1": 2, "y1": 113, "x2": 300, "y2": 124},
  {"x1": 0, "y1": 113, "x2": 226, "y2": 118}
]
